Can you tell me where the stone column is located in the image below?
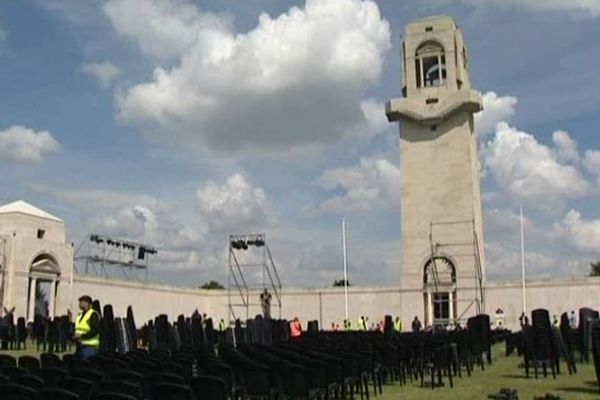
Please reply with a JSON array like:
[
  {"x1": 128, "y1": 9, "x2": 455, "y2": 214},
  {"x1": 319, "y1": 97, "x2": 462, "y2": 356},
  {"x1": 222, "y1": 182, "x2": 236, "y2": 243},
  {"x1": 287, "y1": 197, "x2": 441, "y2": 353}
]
[
  {"x1": 426, "y1": 291, "x2": 433, "y2": 327},
  {"x1": 28, "y1": 277, "x2": 37, "y2": 322},
  {"x1": 49, "y1": 280, "x2": 57, "y2": 319}
]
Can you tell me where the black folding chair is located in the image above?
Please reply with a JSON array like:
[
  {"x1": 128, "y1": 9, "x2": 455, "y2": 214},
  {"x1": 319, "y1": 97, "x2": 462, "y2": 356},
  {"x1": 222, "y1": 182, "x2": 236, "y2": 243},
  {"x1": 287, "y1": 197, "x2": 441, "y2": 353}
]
[
  {"x1": 152, "y1": 382, "x2": 194, "y2": 400},
  {"x1": 191, "y1": 375, "x2": 227, "y2": 400},
  {"x1": 0, "y1": 383, "x2": 40, "y2": 400},
  {"x1": 16, "y1": 374, "x2": 45, "y2": 391},
  {"x1": 60, "y1": 377, "x2": 94, "y2": 400},
  {"x1": 40, "y1": 388, "x2": 80, "y2": 400}
]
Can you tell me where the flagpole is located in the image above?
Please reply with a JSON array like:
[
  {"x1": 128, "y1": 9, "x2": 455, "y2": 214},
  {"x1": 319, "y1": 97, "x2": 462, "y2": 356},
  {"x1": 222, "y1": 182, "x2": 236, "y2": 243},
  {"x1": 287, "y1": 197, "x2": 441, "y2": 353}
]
[
  {"x1": 342, "y1": 217, "x2": 349, "y2": 320},
  {"x1": 520, "y1": 207, "x2": 527, "y2": 314}
]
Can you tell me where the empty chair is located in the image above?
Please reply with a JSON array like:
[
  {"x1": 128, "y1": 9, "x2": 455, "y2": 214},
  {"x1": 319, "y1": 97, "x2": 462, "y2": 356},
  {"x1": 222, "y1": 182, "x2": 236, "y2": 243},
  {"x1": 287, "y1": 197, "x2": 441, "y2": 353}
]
[
  {"x1": 191, "y1": 375, "x2": 227, "y2": 400},
  {"x1": 62, "y1": 354, "x2": 75, "y2": 371},
  {"x1": 19, "y1": 356, "x2": 41, "y2": 372},
  {"x1": 203, "y1": 362, "x2": 239, "y2": 398},
  {"x1": 0, "y1": 382, "x2": 40, "y2": 400},
  {"x1": 93, "y1": 394, "x2": 137, "y2": 400},
  {"x1": 131, "y1": 360, "x2": 160, "y2": 376},
  {"x1": 109, "y1": 371, "x2": 144, "y2": 386},
  {"x1": 0, "y1": 354, "x2": 17, "y2": 367},
  {"x1": 161, "y1": 362, "x2": 184, "y2": 379},
  {"x1": 421, "y1": 345, "x2": 454, "y2": 389},
  {"x1": 42, "y1": 353, "x2": 65, "y2": 369},
  {"x1": 37, "y1": 366, "x2": 69, "y2": 388},
  {"x1": 0, "y1": 372, "x2": 10, "y2": 384},
  {"x1": 40, "y1": 388, "x2": 80, "y2": 400},
  {"x1": 147, "y1": 372, "x2": 185, "y2": 385},
  {"x1": 16, "y1": 374, "x2": 45, "y2": 391},
  {"x1": 152, "y1": 383, "x2": 193, "y2": 400},
  {"x1": 96, "y1": 380, "x2": 142, "y2": 400},
  {"x1": 71, "y1": 368, "x2": 104, "y2": 385},
  {"x1": 1, "y1": 366, "x2": 29, "y2": 380},
  {"x1": 60, "y1": 378, "x2": 94, "y2": 400}
]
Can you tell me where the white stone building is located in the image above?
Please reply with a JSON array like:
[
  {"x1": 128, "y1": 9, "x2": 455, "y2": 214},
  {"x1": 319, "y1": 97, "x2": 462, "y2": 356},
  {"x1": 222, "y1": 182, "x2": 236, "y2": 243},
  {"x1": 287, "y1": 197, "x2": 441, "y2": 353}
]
[{"x1": 0, "y1": 201, "x2": 74, "y2": 322}]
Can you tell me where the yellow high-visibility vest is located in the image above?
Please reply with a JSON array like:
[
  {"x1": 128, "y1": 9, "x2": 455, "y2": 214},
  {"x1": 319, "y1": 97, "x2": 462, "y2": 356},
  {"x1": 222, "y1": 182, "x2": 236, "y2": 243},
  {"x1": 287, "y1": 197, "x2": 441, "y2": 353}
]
[
  {"x1": 75, "y1": 308, "x2": 100, "y2": 348},
  {"x1": 394, "y1": 320, "x2": 402, "y2": 331}
]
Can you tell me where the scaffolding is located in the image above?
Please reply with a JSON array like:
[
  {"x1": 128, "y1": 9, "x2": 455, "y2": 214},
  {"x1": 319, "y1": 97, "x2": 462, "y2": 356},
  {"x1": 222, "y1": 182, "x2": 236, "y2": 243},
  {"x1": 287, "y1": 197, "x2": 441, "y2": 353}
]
[
  {"x1": 228, "y1": 233, "x2": 282, "y2": 323},
  {"x1": 74, "y1": 234, "x2": 156, "y2": 281},
  {"x1": 428, "y1": 219, "x2": 485, "y2": 325}
]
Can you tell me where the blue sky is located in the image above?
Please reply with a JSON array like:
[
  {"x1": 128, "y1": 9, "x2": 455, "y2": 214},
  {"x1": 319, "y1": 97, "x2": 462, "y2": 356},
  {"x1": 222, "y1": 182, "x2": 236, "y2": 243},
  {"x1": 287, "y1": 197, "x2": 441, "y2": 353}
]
[{"x1": 1, "y1": 0, "x2": 599, "y2": 288}]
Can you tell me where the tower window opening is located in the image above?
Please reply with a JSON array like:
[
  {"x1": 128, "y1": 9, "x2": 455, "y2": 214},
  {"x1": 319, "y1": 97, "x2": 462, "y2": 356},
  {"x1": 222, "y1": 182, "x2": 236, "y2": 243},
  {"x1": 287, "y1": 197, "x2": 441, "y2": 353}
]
[
  {"x1": 37, "y1": 229, "x2": 45, "y2": 239},
  {"x1": 415, "y1": 41, "x2": 446, "y2": 88},
  {"x1": 425, "y1": 26, "x2": 433, "y2": 32}
]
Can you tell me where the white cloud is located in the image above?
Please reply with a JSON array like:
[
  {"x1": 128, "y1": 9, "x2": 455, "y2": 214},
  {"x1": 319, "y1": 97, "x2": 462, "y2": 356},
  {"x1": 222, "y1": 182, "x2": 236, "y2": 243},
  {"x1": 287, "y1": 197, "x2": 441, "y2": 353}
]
[
  {"x1": 82, "y1": 62, "x2": 121, "y2": 88},
  {"x1": 554, "y1": 209, "x2": 600, "y2": 252},
  {"x1": 552, "y1": 130, "x2": 580, "y2": 164},
  {"x1": 583, "y1": 150, "x2": 600, "y2": 180},
  {"x1": 483, "y1": 122, "x2": 589, "y2": 210},
  {"x1": 197, "y1": 174, "x2": 269, "y2": 233},
  {"x1": 108, "y1": 0, "x2": 391, "y2": 153},
  {"x1": 315, "y1": 156, "x2": 400, "y2": 212},
  {"x1": 38, "y1": 186, "x2": 209, "y2": 274},
  {"x1": 97, "y1": 205, "x2": 158, "y2": 242},
  {"x1": 474, "y1": 91, "x2": 517, "y2": 138},
  {"x1": 103, "y1": 0, "x2": 230, "y2": 61},
  {"x1": 350, "y1": 98, "x2": 390, "y2": 140},
  {"x1": 0, "y1": 125, "x2": 60, "y2": 164},
  {"x1": 32, "y1": 186, "x2": 166, "y2": 212}
]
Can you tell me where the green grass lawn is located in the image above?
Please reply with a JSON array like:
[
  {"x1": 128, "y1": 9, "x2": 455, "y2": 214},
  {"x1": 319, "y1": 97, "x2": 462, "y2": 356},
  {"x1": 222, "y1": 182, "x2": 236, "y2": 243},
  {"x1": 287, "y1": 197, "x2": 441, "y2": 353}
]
[
  {"x1": 2, "y1": 343, "x2": 599, "y2": 399},
  {"x1": 378, "y1": 345, "x2": 599, "y2": 400}
]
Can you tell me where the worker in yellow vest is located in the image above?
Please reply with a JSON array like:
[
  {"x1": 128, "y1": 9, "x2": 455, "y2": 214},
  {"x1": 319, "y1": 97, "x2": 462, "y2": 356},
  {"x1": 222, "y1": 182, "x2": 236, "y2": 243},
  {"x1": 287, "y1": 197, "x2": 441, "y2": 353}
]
[
  {"x1": 73, "y1": 295, "x2": 101, "y2": 361},
  {"x1": 219, "y1": 318, "x2": 226, "y2": 332},
  {"x1": 393, "y1": 316, "x2": 402, "y2": 332}
]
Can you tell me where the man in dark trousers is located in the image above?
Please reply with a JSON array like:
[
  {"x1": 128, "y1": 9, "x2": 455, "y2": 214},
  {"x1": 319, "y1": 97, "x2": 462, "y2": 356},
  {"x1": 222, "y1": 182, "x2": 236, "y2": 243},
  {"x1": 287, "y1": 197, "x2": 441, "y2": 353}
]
[
  {"x1": 73, "y1": 295, "x2": 101, "y2": 361},
  {"x1": 411, "y1": 316, "x2": 422, "y2": 332}
]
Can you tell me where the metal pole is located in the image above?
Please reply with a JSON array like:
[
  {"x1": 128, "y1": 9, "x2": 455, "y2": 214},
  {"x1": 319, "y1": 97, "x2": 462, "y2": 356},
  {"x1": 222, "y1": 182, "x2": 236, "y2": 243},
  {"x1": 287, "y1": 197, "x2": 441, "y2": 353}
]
[
  {"x1": 520, "y1": 207, "x2": 527, "y2": 314},
  {"x1": 342, "y1": 217, "x2": 349, "y2": 320}
]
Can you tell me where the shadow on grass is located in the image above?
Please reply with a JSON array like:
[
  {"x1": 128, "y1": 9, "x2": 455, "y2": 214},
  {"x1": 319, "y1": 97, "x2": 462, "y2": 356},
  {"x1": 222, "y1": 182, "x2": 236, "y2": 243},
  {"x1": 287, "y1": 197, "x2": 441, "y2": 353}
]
[
  {"x1": 499, "y1": 374, "x2": 530, "y2": 380},
  {"x1": 555, "y1": 386, "x2": 599, "y2": 395}
]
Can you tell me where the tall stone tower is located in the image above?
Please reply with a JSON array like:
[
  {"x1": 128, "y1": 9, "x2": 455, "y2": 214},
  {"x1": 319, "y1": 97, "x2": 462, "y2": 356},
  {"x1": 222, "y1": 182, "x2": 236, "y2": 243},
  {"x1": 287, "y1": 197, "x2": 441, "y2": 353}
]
[{"x1": 386, "y1": 16, "x2": 486, "y2": 327}]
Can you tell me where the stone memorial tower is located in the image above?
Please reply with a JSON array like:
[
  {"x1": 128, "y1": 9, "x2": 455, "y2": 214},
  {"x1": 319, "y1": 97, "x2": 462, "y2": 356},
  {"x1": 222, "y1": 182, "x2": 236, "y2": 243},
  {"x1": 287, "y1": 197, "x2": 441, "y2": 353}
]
[{"x1": 386, "y1": 16, "x2": 486, "y2": 327}]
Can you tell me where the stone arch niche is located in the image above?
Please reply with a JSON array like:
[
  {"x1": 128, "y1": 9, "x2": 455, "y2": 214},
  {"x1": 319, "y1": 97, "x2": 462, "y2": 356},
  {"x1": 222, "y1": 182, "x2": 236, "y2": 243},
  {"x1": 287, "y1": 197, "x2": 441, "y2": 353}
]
[
  {"x1": 414, "y1": 41, "x2": 447, "y2": 88},
  {"x1": 422, "y1": 255, "x2": 456, "y2": 327},
  {"x1": 27, "y1": 252, "x2": 60, "y2": 322}
]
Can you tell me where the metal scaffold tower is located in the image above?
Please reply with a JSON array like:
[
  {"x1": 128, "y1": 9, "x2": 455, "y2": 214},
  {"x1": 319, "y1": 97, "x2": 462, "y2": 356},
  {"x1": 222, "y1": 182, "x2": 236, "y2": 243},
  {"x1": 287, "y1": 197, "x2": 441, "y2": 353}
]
[
  {"x1": 74, "y1": 234, "x2": 157, "y2": 281},
  {"x1": 228, "y1": 233, "x2": 282, "y2": 323},
  {"x1": 428, "y1": 219, "x2": 485, "y2": 325}
]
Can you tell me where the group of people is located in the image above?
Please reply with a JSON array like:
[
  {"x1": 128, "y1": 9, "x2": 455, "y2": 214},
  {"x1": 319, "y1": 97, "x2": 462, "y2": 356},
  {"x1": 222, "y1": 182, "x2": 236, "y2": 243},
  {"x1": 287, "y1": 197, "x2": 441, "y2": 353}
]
[{"x1": 328, "y1": 316, "x2": 404, "y2": 332}]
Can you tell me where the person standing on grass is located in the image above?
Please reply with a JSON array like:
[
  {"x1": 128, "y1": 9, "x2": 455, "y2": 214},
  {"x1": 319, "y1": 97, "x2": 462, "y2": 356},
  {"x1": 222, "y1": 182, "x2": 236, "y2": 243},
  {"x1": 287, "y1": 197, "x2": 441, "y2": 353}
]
[{"x1": 73, "y1": 295, "x2": 101, "y2": 361}]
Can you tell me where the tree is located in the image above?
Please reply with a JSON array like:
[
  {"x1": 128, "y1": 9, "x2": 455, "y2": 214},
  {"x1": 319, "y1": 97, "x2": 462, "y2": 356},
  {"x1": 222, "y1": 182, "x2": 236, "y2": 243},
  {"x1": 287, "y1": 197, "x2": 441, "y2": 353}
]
[
  {"x1": 200, "y1": 280, "x2": 225, "y2": 289},
  {"x1": 333, "y1": 279, "x2": 351, "y2": 287},
  {"x1": 590, "y1": 261, "x2": 600, "y2": 277}
]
